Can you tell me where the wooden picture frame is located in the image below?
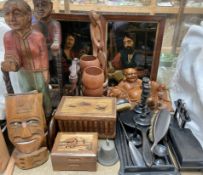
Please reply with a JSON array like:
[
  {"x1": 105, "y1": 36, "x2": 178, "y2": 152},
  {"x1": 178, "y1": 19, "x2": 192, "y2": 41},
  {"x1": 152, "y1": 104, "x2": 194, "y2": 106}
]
[
  {"x1": 51, "y1": 13, "x2": 165, "y2": 82},
  {"x1": 105, "y1": 14, "x2": 165, "y2": 81}
]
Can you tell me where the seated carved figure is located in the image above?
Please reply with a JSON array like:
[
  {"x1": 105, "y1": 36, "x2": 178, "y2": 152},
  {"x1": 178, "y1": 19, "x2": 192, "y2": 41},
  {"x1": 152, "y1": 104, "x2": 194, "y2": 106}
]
[
  {"x1": 108, "y1": 68, "x2": 168, "y2": 110},
  {"x1": 108, "y1": 68, "x2": 142, "y2": 104}
]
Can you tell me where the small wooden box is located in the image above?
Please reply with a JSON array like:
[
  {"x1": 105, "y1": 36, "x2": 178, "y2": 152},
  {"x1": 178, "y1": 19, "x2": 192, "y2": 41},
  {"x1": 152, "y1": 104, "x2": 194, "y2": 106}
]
[
  {"x1": 54, "y1": 96, "x2": 116, "y2": 138},
  {"x1": 51, "y1": 132, "x2": 98, "y2": 171}
]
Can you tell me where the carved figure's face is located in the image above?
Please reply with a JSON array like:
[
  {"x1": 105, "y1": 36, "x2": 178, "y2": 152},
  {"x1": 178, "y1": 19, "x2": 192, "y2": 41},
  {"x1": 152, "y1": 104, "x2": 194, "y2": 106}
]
[
  {"x1": 7, "y1": 115, "x2": 44, "y2": 154},
  {"x1": 89, "y1": 11, "x2": 100, "y2": 26},
  {"x1": 33, "y1": 0, "x2": 52, "y2": 19},
  {"x1": 65, "y1": 35, "x2": 75, "y2": 49},
  {"x1": 124, "y1": 68, "x2": 138, "y2": 83},
  {"x1": 3, "y1": 2, "x2": 31, "y2": 31}
]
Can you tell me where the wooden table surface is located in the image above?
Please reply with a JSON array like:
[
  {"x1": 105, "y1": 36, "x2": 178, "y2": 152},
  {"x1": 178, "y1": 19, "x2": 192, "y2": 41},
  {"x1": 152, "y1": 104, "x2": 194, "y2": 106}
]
[{"x1": 12, "y1": 157, "x2": 203, "y2": 175}]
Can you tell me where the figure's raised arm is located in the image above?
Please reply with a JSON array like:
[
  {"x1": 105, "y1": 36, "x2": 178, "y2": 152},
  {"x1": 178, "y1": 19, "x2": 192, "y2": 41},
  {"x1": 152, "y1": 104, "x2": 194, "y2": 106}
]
[{"x1": 1, "y1": 32, "x2": 20, "y2": 72}]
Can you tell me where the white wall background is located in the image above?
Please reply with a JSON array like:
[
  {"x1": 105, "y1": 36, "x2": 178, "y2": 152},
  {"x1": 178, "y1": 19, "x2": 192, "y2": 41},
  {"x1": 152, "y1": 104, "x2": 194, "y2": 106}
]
[{"x1": 0, "y1": 17, "x2": 21, "y2": 120}]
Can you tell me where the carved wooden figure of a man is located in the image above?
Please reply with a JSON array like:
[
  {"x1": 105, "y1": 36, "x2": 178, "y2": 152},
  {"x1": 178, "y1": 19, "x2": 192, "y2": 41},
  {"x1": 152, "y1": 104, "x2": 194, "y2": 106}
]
[
  {"x1": 89, "y1": 11, "x2": 107, "y2": 78},
  {"x1": 1, "y1": 0, "x2": 52, "y2": 118},
  {"x1": 108, "y1": 68, "x2": 169, "y2": 110},
  {"x1": 108, "y1": 68, "x2": 142, "y2": 104},
  {"x1": 32, "y1": 0, "x2": 62, "y2": 84}
]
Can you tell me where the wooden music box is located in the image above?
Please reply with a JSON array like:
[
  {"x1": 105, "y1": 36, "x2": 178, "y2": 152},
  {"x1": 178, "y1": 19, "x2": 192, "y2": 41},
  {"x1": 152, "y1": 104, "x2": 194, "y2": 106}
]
[
  {"x1": 54, "y1": 96, "x2": 116, "y2": 138},
  {"x1": 51, "y1": 132, "x2": 98, "y2": 171}
]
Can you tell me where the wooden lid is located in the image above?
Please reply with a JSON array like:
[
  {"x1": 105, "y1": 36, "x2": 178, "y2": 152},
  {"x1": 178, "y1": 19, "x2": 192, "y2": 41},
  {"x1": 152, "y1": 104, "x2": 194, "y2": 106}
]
[
  {"x1": 54, "y1": 96, "x2": 116, "y2": 120},
  {"x1": 51, "y1": 132, "x2": 98, "y2": 157}
]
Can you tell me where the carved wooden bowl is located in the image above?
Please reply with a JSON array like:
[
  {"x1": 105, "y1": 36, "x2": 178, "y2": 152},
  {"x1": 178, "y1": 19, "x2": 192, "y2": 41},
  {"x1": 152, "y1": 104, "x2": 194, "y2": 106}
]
[
  {"x1": 80, "y1": 55, "x2": 100, "y2": 72},
  {"x1": 82, "y1": 66, "x2": 104, "y2": 89}
]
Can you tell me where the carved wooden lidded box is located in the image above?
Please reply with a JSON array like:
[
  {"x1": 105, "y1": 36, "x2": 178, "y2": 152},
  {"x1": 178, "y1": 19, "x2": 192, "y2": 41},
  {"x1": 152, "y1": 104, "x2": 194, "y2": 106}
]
[
  {"x1": 54, "y1": 96, "x2": 116, "y2": 138},
  {"x1": 51, "y1": 132, "x2": 98, "y2": 171}
]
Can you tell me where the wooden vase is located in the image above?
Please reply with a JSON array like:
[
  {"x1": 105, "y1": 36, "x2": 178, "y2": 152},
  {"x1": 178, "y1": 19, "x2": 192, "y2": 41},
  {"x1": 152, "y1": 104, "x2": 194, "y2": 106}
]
[
  {"x1": 80, "y1": 55, "x2": 100, "y2": 72},
  {"x1": 82, "y1": 66, "x2": 104, "y2": 89}
]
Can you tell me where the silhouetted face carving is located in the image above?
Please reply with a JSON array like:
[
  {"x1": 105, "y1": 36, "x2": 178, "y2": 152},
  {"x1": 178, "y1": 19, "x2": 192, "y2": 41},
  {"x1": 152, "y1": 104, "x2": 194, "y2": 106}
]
[{"x1": 33, "y1": 0, "x2": 52, "y2": 20}]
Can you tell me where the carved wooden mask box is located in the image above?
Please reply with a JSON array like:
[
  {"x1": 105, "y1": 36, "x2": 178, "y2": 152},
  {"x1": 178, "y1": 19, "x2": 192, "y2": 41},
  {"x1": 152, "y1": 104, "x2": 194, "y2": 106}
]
[
  {"x1": 54, "y1": 96, "x2": 116, "y2": 138},
  {"x1": 51, "y1": 132, "x2": 98, "y2": 171}
]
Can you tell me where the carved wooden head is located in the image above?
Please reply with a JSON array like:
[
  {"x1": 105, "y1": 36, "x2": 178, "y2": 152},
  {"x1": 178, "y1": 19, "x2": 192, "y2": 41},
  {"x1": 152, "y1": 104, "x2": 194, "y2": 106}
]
[
  {"x1": 6, "y1": 93, "x2": 46, "y2": 154},
  {"x1": 123, "y1": 68, "x2": 138, "y2": 83},
  {"x1": 3, "y1": 0, "x2": 32, "y2": 30},
  {"x1": 33, "y1": 0, "x2": 53, "y2": 20},
  {"x1": 88, "y1": 11, "x2": 100, "y2": 26}
]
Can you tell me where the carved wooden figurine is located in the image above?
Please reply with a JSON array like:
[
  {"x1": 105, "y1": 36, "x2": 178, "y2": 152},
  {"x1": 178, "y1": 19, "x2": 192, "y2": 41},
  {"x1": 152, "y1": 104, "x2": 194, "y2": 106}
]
[
  {"x1": 32, "y1": 0, "x2": 62, "y2": 87},
  {"x1": 108, "y1": 68, "x2": 170, "y2": 110},
  {"x1": 89, "y1": 11, "x2": 107, "y2": 78},
  {"x1": 1, "y1": 0, "x2": 52, "y2": 118},
  {"x1": 108, "y1": 68, "x2": 142, "y2": 104},
  {"x1": 5, "y1": 92, "x2": 48, "y2": 169}
]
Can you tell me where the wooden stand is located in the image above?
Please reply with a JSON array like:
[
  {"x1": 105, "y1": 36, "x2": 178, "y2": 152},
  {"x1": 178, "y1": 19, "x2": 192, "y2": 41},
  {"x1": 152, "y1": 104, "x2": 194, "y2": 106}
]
[{"x1": 13, "y1": 147, "x2": 49, "y2": 170}]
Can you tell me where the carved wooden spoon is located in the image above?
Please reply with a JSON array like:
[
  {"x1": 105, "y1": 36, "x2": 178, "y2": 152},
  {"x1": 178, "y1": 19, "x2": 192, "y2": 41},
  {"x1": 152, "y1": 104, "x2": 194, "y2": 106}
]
[
  {"x1": 135, "y1": 123, "x2": 153, "y2": 167},
  {"x1": 151, "y1": 108, "x2": 171, "y2": 152}
]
